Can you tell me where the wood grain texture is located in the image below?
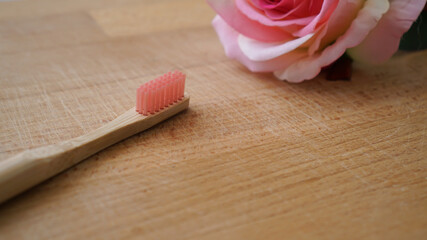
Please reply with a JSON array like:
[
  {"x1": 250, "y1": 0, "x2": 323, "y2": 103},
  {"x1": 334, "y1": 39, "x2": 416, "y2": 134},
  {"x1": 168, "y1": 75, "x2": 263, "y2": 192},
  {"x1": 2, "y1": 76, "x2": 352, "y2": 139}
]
[
  {"x1": 0, "y1": 96, "x2": 189, "y2": 204},
  {"x1": 0, "y1": 0, "x2": 426, "y2": 239}
]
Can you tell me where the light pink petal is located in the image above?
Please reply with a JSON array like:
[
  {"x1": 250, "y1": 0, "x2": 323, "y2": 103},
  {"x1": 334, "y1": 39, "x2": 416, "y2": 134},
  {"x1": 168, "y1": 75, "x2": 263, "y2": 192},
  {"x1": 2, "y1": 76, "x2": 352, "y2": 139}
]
[
  {"x1": 236, "y1": 0, "x2": 316, "y2": 27},
  {"x1": 238, "y1": 33, "x2": 314, "y2": 61},
  {"x1": 274, "y1": 0, "x2": 390, "y2": 82},
  {"x1": 260, "y1": 1, "x2": 312, "y2": 20},
  {"x1": 255, "y1": 0, "x2": 293, "y2": 10},
  {"x1": 212, "y1": 16, "x2": 307, "y2": 72},
  {"x1": 308, "y1": 0, "x2": 365, "y2": 55},
  {"x1": 207, "y1": 0, "x2": 293, "y2": 42},
  {"x1": 236, "y1": 0, "x2": 339, "y2": 37},
  {"x1": 348, "y1": 0, "x2": 426, "y2": 64},
  {"x1": 293, "y1": 0, "x2": 339, "y2": 37}
]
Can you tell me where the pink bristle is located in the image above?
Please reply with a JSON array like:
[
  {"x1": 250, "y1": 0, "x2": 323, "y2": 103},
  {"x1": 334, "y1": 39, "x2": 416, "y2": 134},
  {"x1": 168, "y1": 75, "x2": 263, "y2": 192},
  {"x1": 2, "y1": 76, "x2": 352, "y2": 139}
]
[
  {"x1": 160, "y1": 78, "x2": 166, "y2": 109},
  {"x1": 152, "y1": 84, "x2": 158, "y2": 112},
  {"x1": 179, "y1": 74, "x2": 185, "y2": 99},
  {"x1": 170, "y1": 80, "x2": 175, "y2": 104},
  {"x1": 136, "y1": 70, "x2": 186, "y2": 116},
  {"x1": 160, "y1": 84, "x2": 165, "y2": 110},
  {"x1": 142, "y1": 90, "x2": 148, "y2": 115},
  {"x1": 141, "y1": 85, "x2": 146, "y2": 111},
  {"x1": 148, "y1": 88, "x2": 154, "y2": 114},
  {"x1": 155, "y1": 84, "x2": 161, "y2": 112},
  {"x1": 139, "y1": 86, "x2": 145, "y2": 113},
  {"x1": 146, "y1": 88, "x2": 151, "y2": 114},
  {"x1": 175, "y1": 75, "x2": 181, "y2": 100},
  {"x1": 171, "y1": 74, "x2": 176, "y2": 103},
  {"x1": 176, "y1": 80, "x2": 181, "y2": 101},
  {"x1": 171, "y1": 76, "x2": 176, "y2": 103},
  {"x1": 159, "y1": 85, "x2": 165, "y2": 110},
  {"x1": 167, "y1": 79, "x2": 173, "y2": 105},
  {"x1": 176, "y1": 74, "x2": 181, "y2": 100},
  {"x1": 173, "y1": 76, "x2": 179, "y2": 102},
  {"x1": 150, "y1": 86, "x2": 156, "y2": 114}
]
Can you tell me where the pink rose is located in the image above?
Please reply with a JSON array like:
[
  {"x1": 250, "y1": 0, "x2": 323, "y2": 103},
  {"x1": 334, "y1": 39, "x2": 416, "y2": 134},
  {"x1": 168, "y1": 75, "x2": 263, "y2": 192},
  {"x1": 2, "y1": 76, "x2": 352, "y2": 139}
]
[{"x1": 207, "y1": 0, "x2": 425, "y2": 82}]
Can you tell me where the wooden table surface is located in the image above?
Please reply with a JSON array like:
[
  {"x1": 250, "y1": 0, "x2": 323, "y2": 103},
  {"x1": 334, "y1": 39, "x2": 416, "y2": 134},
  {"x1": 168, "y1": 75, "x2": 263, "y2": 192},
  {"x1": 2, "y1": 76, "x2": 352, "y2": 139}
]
[{"x1": 0, "y1": 0, "x2": 426, "y2": 239}]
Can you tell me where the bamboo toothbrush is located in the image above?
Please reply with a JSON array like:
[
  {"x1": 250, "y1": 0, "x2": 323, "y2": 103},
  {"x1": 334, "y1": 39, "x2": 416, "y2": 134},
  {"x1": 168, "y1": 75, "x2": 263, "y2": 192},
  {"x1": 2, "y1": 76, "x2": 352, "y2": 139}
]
[{"x1": 0, "y1": 70, "x2": 189, "y2": 204}]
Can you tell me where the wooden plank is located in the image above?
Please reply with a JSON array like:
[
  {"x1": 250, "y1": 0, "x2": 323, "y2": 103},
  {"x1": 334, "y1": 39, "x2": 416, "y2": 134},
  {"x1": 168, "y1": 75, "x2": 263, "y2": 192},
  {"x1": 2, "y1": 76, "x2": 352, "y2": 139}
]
[{"x1": 0, "y1": 0, "x2": 426, "y2": 239}]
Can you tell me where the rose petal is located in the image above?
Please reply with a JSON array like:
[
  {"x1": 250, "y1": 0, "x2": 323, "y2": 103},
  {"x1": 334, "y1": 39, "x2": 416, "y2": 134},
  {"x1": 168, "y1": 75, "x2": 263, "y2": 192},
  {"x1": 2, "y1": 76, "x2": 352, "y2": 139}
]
[
  {"x1": 348, "y1": 0, "x2": 426, "y2": 64},
  {"x1": 212, "y1": 16, "x2": 307, "y2": 72},
  {"x1": 274, "y1": 0, "x2": 390, "y2": 82},
  {"x1": 308, "y1": 0, "x2": 365, "y2": 55},
  {"x1": 207, "y1": 0, "x2": 293, "y2": 42},
  {"x1": 260, "y1": 1, "x2": 311, "y2": 20},
  {"x1": 236, "y1": 0, "x2": 339, "y2": 37},
  {"x1": 238, "y1": 33, "x2": 314, "y2": 61},
  {"x1": 236, "y1": 0, "x2": 316, "y2": 27},
  {"x1": 293, "y1": 0, "x2": 339, "y2": 37}
]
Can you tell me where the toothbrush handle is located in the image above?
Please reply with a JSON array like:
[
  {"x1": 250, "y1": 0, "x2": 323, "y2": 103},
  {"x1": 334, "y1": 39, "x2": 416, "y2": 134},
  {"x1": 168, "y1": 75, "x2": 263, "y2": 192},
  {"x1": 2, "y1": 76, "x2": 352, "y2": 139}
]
[{"x1": 0, "y1": 96, "x2": 189, "y2": 204}]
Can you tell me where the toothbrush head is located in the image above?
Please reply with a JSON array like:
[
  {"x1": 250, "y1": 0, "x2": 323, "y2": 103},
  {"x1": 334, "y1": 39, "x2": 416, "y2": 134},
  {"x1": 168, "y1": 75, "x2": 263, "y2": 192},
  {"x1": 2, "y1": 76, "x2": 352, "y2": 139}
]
[{"x1": 136, "y1": 70, "x2": 186, "y2": 116}]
